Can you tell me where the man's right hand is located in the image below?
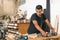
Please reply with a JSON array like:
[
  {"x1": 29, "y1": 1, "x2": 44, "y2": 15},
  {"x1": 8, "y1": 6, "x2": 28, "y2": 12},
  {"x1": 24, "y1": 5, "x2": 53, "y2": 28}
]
[{"x1": 41, "y1": 31, "x2": 47, "y2": 37}]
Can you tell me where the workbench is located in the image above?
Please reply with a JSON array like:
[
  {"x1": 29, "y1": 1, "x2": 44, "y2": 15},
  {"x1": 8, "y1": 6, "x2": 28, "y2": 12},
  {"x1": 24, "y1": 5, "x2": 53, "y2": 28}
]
[
  {"x1": 6, "y1": 35, "x2": 60, "y2": 40},
  {"x1": 28, "y1": 36, "x2": 60, "y2": 40}
]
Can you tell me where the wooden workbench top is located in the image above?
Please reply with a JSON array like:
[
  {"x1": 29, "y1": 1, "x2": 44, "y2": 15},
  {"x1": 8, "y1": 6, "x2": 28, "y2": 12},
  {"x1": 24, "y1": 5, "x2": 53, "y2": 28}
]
[
  {"x1": 28, "y1": 36, "x2": 60, "y2": 40},
  {"x1": 6, "y1": 35, "x2": 60, "y2": 40}
]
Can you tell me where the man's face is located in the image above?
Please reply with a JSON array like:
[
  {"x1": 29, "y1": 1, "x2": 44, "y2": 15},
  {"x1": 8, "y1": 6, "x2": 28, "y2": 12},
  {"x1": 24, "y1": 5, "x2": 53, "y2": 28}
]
[{"x1": 36, "y1": 9, "x2": 42, "y2": 15}]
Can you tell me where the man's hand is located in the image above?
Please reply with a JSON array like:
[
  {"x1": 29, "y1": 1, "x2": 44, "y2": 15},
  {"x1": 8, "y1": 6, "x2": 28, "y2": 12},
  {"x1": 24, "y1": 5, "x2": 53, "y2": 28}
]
[
  {"x1": 41, "y1": 31, "x2": 47, "y2": 37},
  {"x1": 51, "y1": 28, "x2": 55, "y2": 33},
  {"x1": 51, "y1": 28, "x2": 57, "y2": 36}
]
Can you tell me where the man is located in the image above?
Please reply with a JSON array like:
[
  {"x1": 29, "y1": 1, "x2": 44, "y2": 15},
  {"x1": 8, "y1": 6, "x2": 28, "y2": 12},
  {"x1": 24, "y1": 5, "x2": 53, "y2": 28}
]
[{"x1": 28, "y1": 5, "x2": 55, "y2": 36}]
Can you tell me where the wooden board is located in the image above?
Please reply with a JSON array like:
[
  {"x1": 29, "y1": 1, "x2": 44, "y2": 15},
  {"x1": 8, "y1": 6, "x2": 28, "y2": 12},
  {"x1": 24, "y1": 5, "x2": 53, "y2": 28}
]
[
  {"x1": 28, "y1": 36, "x2": 60, "y2": 40},
  {"x1": 6, "y1": 35, "x2": 60, "y2": 40},
  {"x1": 18, "y1": 23, "x2": 29, "y2": 34}
]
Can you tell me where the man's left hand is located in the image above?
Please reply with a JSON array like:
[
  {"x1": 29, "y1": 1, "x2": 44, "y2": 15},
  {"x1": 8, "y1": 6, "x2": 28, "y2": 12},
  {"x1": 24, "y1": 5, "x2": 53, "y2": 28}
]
[{"x1": 51, "y1": 28, "x2": 55, "y2": 33}]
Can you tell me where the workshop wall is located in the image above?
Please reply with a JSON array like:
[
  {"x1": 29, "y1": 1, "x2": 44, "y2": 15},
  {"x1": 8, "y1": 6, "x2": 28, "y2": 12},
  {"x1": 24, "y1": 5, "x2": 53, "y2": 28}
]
[{"x1": 19, "y1": 0, "x2": 46, "y2": 19}]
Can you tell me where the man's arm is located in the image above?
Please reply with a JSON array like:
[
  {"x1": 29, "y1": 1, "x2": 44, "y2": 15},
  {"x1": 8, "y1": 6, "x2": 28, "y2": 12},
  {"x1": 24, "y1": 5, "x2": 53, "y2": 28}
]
[
  {"x1": 45, "y1": 19, "x2": 55, "y2": 32},
  {"x1": 32, "y1": 20, "x2": 46, "y2": 36}
]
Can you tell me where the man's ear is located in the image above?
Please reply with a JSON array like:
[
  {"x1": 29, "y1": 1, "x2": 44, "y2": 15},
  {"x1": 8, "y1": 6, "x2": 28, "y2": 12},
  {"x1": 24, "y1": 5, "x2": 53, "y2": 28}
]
[{"x1": 41, "y1": 9, "x2": 44, "y2": 14}]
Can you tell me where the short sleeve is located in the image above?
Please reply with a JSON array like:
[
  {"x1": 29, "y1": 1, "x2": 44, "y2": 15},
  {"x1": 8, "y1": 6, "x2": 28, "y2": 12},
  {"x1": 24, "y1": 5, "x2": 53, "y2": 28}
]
[
  {"x1": 31, "y1": 14, "x2": 37, "y2": 21},
  {"x1": 42, "y1": 14, "x2": 47, "y2": 20}
]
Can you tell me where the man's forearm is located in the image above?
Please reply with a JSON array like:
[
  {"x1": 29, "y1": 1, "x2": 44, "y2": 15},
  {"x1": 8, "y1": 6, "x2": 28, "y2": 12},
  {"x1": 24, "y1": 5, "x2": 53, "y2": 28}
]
[
  {"x1": 32, "y1": 20, "x2": 46, "y2": 33},
  {"x1": 45, "y1": 19, "x2": 53, "y2": 29},
  {"x1": 35, "y1": 24, "x2": 45, "y2": 33}
]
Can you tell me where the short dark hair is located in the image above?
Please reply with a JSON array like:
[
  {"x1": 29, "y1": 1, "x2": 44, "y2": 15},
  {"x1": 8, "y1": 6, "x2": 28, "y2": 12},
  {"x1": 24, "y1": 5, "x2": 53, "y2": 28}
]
[{"x1": 36, "y1": 5, "x2": 42, "y2": 9}]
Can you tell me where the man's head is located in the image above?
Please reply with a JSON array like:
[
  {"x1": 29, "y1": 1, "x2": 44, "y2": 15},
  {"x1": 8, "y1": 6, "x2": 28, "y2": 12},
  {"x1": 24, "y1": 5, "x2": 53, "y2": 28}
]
[{"x1": 36, "y1": 5, "x2": 43, "y2": 15}]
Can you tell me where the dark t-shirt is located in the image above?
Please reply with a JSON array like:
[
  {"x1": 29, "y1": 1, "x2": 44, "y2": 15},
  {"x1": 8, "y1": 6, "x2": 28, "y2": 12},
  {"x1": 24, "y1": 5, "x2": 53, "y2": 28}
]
[{"x1": 28, "y1": 13, "x2": 47, "y2": 34}]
